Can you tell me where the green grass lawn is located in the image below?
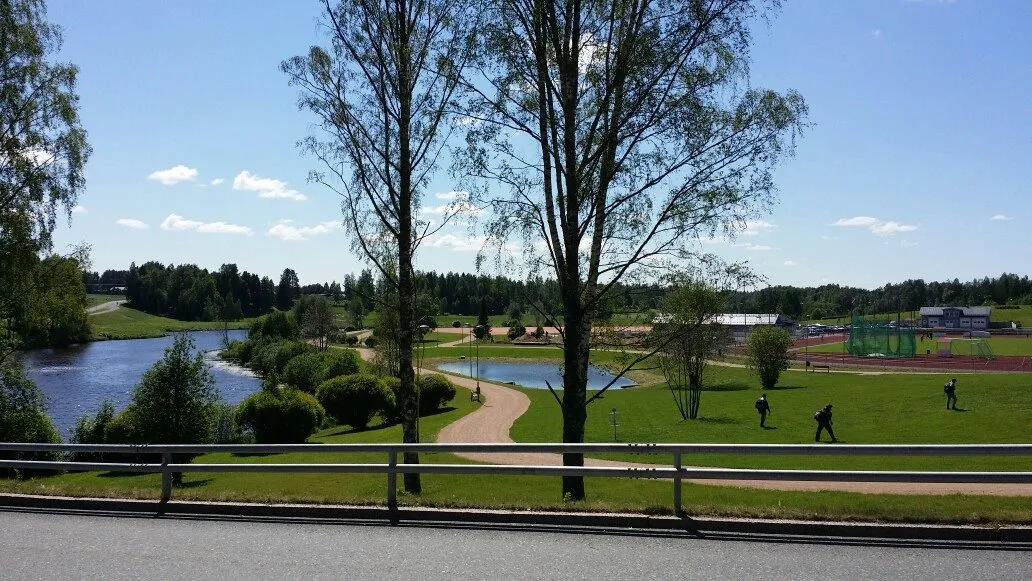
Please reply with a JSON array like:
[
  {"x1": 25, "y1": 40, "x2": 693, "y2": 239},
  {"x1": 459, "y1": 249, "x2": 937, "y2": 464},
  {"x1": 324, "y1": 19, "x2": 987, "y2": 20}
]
[
  {"x1": 992, "y1": 305, "x2": 1032, "y2": 328},
  {"x1": 85, "y1": 294, "x2": 125, "y2": 308},
  {"x1": 805, "y1": 336, "x2": 1032, "y2": 357},
  {"x1": 511, "y1": 365, "x2": 1032, "y2": 473},
  {"x1": 89, "y1": 306, "x2": 253, "y2": 340}
]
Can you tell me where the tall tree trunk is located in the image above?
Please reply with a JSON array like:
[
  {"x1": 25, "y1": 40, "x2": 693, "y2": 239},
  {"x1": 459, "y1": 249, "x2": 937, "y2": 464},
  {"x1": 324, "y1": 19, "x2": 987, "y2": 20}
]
[
  {"x1": 396, "y1": 8, "x2": 420, "y2": 494},
  {"x1": 561, "y1": 306, "x2": 590, "y2": 501}
]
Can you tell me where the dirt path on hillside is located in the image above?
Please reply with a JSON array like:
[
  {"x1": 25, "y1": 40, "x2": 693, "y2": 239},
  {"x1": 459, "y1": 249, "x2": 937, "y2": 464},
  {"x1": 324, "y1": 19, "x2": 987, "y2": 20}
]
[{"x1": 86, "y1": 300, "x2": 126, "y2": 315}]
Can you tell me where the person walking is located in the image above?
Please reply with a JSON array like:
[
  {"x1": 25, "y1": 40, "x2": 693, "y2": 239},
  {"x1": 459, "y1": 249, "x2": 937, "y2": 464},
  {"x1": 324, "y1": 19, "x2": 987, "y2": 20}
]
[
  {"x1": 755, "y1": 393, "x2": 771, "y2": 428},
  {"x1": 944, "y1": 378, "x2": 957, "y2": 410},
  {"x1": 814, "y1": 404, "x2": 836, "y2": 442}
]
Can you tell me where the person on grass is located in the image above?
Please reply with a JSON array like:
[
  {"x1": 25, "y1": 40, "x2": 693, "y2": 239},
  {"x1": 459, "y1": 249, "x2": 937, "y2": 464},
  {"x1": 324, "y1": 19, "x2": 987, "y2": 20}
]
[
  {"x1": 755, "y1": 393, "x2": 771, "y2": 428},
  {"x1": 944, "y1": 378, "x2": 957, "y2": 410},
  {"x1": 814, "y1": 404, "x2": 836, "y2": 442}
]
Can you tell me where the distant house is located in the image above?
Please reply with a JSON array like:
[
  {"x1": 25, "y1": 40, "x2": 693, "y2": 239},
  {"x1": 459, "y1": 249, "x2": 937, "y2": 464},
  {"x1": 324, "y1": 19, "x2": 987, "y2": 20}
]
[
  {"x1": 919, "y1": 306, "x2": 991, "y2": 330},
  {"x1": 653, "y1": 313, "x2": 795, "y2": 343}
]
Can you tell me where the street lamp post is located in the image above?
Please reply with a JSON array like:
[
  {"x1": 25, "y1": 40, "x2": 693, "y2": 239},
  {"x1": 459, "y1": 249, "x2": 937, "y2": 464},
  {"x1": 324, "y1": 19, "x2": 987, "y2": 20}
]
[{"x1": 472, "y1": 325, "x2": 482, "y2": 392}]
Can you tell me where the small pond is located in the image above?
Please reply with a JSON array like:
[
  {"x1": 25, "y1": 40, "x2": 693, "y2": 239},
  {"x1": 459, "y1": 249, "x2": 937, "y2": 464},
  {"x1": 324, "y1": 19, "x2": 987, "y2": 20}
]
[
  {"x1": 435, "y1": 360, "x2": 635, "y2": 390},
  {"x1": 19, "y1": 330, "x2": 260, "y2": 438}
]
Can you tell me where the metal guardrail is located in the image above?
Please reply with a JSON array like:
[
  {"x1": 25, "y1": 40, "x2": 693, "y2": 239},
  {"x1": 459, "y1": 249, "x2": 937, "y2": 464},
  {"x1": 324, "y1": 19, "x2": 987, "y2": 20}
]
[{"x1": 2, "y1": 442, "x2": 1031, "y2": 515}]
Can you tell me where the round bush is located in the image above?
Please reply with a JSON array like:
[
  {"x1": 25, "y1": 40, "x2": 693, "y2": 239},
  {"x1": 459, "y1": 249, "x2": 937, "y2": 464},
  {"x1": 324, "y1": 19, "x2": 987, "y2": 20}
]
[
  {"x1": 451, "y1": 320, "x2": 461, "y2": 328},
  {"x1": 235, "y1": 389, "x2": 325, "y2": 444},
  {"x1": 316, "y1": 374, "x2": 395, "y2": 430},
  {"x1": 249, "y1": 341, "x2": 282, "y2": 375},
  {"x1": 281, "y1": 352, "x2": 325, "y2": 393},
  {"x1": 319, "y1": 349, "x2": 361, "y2": 383},
  {"x1": 104, "y1": 408, "x2": 141, "y2": 444},
  {"x1": 345, "y1": 335, "x2": 359, "y2": 346},
  {"x1": 274, "y1": 341, "x2": 311, "y2": 373},
  {"x1": 507, "y1": 323, "x2": 527, "y2": 340},
  {"x1": 416, "y1": 374, "x2": 457, "y2": 414},
  {"x1": 363, "y1": 336, "x2": 377, "y2": 348}
]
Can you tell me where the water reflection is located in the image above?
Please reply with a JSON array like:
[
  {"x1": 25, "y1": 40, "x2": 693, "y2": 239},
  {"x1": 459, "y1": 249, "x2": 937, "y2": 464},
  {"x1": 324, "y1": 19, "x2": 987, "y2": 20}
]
[{"x1": 435, "y1": 361, "x2": 635, "y2": 390}]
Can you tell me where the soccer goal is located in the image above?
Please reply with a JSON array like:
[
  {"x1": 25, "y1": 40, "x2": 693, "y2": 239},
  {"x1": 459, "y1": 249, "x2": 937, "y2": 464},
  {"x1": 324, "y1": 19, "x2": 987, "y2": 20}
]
[{"x1": 949, "y1": 338, "x2": 995, "y2": 360}]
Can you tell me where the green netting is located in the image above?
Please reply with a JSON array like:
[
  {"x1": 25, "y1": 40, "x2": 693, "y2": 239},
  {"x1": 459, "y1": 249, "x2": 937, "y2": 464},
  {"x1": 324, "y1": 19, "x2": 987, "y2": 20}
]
[
  {"x1": 949, "y1": 339, "x2": 995, "y2": 360},
  {"x1": 846, "y1": 312, "x2": 916, "y2": 357}
]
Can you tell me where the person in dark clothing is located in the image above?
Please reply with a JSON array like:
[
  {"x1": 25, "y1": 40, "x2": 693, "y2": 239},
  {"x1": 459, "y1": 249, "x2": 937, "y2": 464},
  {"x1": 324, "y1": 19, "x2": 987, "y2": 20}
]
[
  {"x1": 944, "y1": 378, "x2": 957, "y2": 410},
  {"x1": 814, "y1": 404, "x2": 836, "y2": 442},
  {"x1": 755, "y1": 394, "x2": 771, "y2": 427}
]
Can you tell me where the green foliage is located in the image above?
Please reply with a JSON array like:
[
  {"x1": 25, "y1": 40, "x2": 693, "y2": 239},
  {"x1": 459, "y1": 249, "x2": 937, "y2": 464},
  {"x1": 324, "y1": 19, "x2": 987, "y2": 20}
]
[
  {"x1": 248, "y1": 309, "x2": 299, "y2": 341},
  {"x1": 70, "y1": 401, "x2": 116, "y2": 461},
  {"x1": 295, "y1": 294, "x2": 335, "y2": 346},
  {"x1": 746, "y1": 326, "x2": 793, "y2": 390},
  {"x1": 364, "y1": 336, "x2": 377, "y2": 348},
  {"x1": 274, "y1": 341, "x2": 310, "y2": 373},
  {"x1": 235, "y1": 388, "x2": 325, "y2": 444},
  {"x1": 319, "y1": 348, "x2": 361, "y2": 382},
  {"x1": 211, "y1": 402, "x2": 249, "y2": 444},
  {"x1": 104, "y1": 408, "x2": 140, "y2": 444},
  {"x1": 416, "y1": 374, "x2": 457, "y2": 415},
  {"x1": 345, "y1": 335, "x2": 359, "y2": 346},
  {"x1": 281, "y1": 352, "x2": 325, "y2": 393},
  {"x1": 316, "y1": 374, "x2": 395, "y2": 430},
  {"x1": 506, "y1": 323, "x2": 526, "y2": 340},
  {"x1": 0, "y1": 359, "x2": 62, "y2": 476},
  {"x1": 11, "y1": 255, "x2": 91, "y2": 348},
  {"x1": 127, "y1": 333, "x2": 221, "y2": 444}
]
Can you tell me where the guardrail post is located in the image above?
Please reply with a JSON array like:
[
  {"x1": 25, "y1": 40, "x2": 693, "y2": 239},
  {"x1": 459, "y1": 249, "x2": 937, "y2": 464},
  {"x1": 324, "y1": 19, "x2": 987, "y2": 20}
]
[
  {"x1": 387, "y1": 450, "x2": 398, "y2": 516},
  {"x1": 160, "y1": 451, "x2": 172, "y2": 504},
  {"x1": 673, "y1": 452, "x2": 682, "y2": 517}
]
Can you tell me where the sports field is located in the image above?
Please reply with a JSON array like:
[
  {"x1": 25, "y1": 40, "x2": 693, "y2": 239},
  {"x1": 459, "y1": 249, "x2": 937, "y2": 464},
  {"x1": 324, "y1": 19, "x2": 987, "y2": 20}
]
[{"x1": 804, "y1": 336, "x2": 1032, "y2": 357}]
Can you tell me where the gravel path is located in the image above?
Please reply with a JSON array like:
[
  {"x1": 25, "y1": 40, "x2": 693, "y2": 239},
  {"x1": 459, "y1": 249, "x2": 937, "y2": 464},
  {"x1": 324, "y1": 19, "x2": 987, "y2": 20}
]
[{"x1": 86, "y1": 300, "x2": 126, "y2": 315}]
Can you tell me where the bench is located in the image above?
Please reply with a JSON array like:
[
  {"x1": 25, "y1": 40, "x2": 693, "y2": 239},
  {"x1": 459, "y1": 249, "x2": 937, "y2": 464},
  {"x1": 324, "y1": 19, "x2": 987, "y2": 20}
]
[
  {"x1": 470, "y1": 387, "x2": 482, "y2": 402},
  {"x1": 810, "y1": 364, "x2": 830, "y2": 373}
]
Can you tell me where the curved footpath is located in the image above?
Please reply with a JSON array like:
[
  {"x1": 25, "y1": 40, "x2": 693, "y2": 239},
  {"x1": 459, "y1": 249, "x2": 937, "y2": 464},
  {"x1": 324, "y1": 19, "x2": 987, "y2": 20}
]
[{"x1": 351, "y1": 349, "x2": 1032, "y2": 496}]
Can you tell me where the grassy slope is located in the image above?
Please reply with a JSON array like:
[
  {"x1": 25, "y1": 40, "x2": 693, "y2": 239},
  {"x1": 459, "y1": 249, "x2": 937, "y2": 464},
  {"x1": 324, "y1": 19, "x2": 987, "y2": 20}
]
[
  {"x1": 89, "y1": 306, "x2": 252, "y2": 340},
  {"x1": 992, "y1": 305, "x2": 1032, "y2": 327}
]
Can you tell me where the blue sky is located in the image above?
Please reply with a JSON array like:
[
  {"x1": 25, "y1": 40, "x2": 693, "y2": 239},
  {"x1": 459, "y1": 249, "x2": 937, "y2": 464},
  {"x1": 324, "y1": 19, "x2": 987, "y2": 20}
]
[{"x1": 47, "y1": 0, "x2": 1030, "y2": 289}]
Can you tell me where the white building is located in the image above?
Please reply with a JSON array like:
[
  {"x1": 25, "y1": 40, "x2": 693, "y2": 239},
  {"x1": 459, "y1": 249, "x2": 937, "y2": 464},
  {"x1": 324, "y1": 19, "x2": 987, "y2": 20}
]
[{"x1": 919, "y1": 306, "x2": 991, "y2": 329}]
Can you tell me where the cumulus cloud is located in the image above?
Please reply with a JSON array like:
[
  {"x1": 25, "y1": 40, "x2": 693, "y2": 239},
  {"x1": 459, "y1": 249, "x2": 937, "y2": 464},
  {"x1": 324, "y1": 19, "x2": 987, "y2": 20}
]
[
  {"x1": 435, "y1": 190, "x2": 468, "y2": 201},
  {"x1": 71, "y1": 205, "x2": 87, "y2": 214},
  {"x1": 833, "y1": 216, "x2": 918, "y2": 236},
  {"x1": 266, "y1": 219, "x2": 342, "y2": 241},
  {"x1": 116, "y1": 218, "x2": 148, "y2": 230},
  {"x1": 160, "y1": 213, "x2": 252, "y2": 235},
  {"x1": 870, "y1": 221, "x2": 917, "y2": 235},
  {"x1": 735, "y1": 243, "x2": 772, "y2": 251},
  {"x1": 990, "y1": 214, "x2": 1013, "y2": 221},
  {"x1": 210, "y1": 178, "x2": 224, "y2": 186},
  {"x1": 783, "y1": 260, "x2": 798, "y2": 267},
  {"x1": 833, "y1": 216, "x2": 880, "y2": 227},
  {"x1": 232, "y1": 171, "x2": 306, "y2": 201},
  {"x1": 425, "y1": 233, "x2": 487, "y2": 252},
  {"x1": 148, "y1": 165, "x2": 199, "y2": 186},
  {"x1": 742, "y1": 219, "x2": 776, "y2": 236}
]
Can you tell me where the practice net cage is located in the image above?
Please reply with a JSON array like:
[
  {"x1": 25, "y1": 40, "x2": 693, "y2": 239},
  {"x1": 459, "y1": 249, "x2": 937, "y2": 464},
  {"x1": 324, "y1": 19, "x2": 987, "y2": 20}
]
[
  {"x1": 948, "y1": 338, "x2": 996, "y2": 360},
  {"x1": 846, "y1": 313, "x2": 916, "y2": 358}
]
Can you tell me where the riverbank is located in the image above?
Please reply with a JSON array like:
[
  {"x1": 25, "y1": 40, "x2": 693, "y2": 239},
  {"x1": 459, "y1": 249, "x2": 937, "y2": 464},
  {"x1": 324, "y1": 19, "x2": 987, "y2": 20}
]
[{"x1": 89, "y1": 305, "x2": 252, "y2": 341}]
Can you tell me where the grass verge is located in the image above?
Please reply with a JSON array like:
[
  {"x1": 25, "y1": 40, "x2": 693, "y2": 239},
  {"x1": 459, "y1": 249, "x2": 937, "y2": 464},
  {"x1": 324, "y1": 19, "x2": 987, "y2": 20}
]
[{"x1": 89, "y1": 306, "x2": 253, "y2": 340}]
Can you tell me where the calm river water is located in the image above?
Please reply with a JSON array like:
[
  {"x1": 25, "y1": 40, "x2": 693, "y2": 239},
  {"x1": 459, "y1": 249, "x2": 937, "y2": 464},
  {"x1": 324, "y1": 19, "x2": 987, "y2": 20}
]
[
  {"x1": 435, "y1": 361, "x2": 635, "y2": 390},
  {"x1": 19, "y1": 330, "x2": 260, "y2": 438}
]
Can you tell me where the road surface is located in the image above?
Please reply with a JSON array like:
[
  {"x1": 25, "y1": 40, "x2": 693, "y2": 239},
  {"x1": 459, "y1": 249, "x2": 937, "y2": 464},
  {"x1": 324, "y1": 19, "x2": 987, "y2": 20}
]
[
  {"x1": 0, "y1": 511, "x2": 1026, "y2": 580},
  {"x1": 86, "y1": 300, "x2": 126, "y2": 315}
]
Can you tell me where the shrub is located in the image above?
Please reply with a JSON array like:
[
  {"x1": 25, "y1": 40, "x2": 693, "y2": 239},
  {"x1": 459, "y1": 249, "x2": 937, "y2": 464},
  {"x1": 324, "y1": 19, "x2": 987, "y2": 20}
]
[
  {"x1": 235, "y1": 389, "x2": 325, "y2": 444},
  {"x1": 105, "y1": 408, "x2": 141, "y2": 444},
  {"x1": 70, "y1": 401, "x2": 116, "y2": 462},
  {"x1": 533, "y1": 325, "x2": 545, "y2": 338},
  {"x1": 416, "y1": 374, "x2": 457, "y2": 414},
  {"x1": 746, "y1": 326, "x2": 794, "y2": 390},
  {"x1": 317, "y1": 374, "x2": 395, "y2": 430},
  {"x1": 281, "y1": 352, "x2": 325, "y2": 393},
  {"x1": 507, "y1": 323, "x2": 527, "y2": 340},
  {"x1": 249, "y1": 340, "x2": 282, "y2": 375},
  {"x1": 0, "y1": 409, "x2": 62, "y2": 478},
  {"x1": 211, "y1": 402, "x2": 249, "y2": 444},
  {"x1": 345, "y1": 335, "x2": 359, "y2": 346},
  {"x1": 274, "y1": 341, "x2": 310, "y2": 373},
  {"x1": 248, "y1": 309, "x2": 299, "y2": 341},
  {"x1": 451, "y1": 320, "x2": 462, "y2": 328},
  {"x1": 364, "y1": 336, "x2": 377, "y2": 348},
  {"x1": 221, "y1": 340, "x2": 247, "y2": 363},
  {"x1": 319, "y1": 349, "x2": 361, "y2": 382}
]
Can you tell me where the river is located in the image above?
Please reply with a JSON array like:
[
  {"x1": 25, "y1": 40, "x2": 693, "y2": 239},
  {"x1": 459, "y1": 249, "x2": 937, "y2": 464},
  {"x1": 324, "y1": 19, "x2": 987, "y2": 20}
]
[{"x1": 19, "y1": 330, "x2": 261, "y2": 438}]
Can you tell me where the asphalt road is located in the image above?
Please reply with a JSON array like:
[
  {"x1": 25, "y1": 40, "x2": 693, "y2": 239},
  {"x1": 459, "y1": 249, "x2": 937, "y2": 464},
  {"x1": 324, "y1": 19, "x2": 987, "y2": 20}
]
[{"x1": 1, "y1": 511, "x2": 1029, "y2": 580}]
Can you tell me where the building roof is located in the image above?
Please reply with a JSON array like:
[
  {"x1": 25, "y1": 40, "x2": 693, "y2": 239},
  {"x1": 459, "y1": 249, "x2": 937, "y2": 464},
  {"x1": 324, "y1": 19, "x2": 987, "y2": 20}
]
[
  {"x1": 919, "y1": 306, "x2": 992, "y2": 317},
  {"x1": 653, "y1": 313, "x2": 793, "y2": 326}
]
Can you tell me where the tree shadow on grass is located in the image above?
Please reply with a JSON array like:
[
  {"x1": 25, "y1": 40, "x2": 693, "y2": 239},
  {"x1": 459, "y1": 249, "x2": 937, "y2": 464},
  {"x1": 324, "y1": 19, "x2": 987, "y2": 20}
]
[
  {"x1": 420, "y1": 406, "x2": 457, "y2": 418},
  {"x1": 702, "y1": 383, "x2": 751, "y2": 392},
  {"x1": 691, "y1": 416, "x2": 739, "y2": 425},
  {"x1": 766, "y1": 384, "x2": 808, "y2": 391}
]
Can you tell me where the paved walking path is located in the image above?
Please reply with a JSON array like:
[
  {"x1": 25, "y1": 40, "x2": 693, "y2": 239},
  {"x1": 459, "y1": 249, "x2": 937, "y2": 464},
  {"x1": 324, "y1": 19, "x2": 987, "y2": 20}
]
[{"x1": 86, "y1": 300, "x2": 126, "y2": 315}]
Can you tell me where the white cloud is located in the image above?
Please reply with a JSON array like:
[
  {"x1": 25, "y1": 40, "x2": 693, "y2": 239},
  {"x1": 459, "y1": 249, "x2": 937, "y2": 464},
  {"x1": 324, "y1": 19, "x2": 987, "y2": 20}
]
[
  {"x1": 783, "y1": 260, "x2": 798, "y2": 267},
  {"x1": 870, "y1": 221, "x2": 917, "y2": 235},
  {"x1": 435, "y1": 190, "x2": 468, "y2": 201},
  {"x1": 833, "y1": 216, "x2": 918, "y2": 236},
  {"x1": 833, "y1": 216, "x2": 880, "y2": 227},
  {"x1": 426, "y1": 232, "x2": 487, "y2": 252},
  {"x1": 232, "y1": 171, "x2": 306, "y2": 201},
  {"x1": 148, "y1": 165, "x2": 199, "y2": 186},
  {"x1": 116, "y1": 218, "x2": 149, "y2": 230},
  {"x1": 990, "y1": 214, "x2": 1013, "y2": 221},
  {"x1": 71, "y1": 205, "x2": 87, "y2": 214},
  {"x1": 736, "y1": 243, "x2": 772, "y2": 251},
  {"x1": 210, "y1": 178, "x2": 225, "y2": 186},
  {"x1": 901, "y1": 240, "x2": 919, "y2": 247},
  {"x1": 266, "y1": 219, "x2": 341, "y2": 241},
  {"x1": 161, "y1": 213, "x2": 251, "y2": 235},
  {"x1": 742, "y1": 219, "x2": 776, "y2": 236}
]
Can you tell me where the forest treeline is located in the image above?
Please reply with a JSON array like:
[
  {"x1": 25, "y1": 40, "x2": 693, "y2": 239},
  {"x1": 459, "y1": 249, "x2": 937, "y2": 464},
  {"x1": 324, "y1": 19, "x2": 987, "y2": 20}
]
[{"x1": 85, "y1": 263, "x2": 1032, "y2": 324}]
